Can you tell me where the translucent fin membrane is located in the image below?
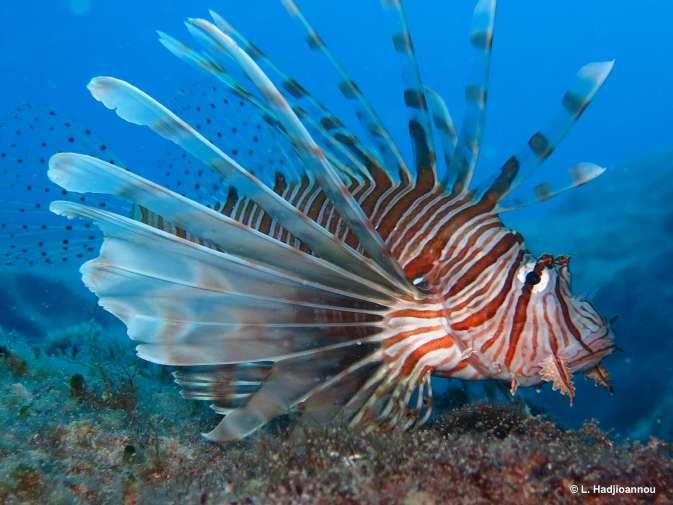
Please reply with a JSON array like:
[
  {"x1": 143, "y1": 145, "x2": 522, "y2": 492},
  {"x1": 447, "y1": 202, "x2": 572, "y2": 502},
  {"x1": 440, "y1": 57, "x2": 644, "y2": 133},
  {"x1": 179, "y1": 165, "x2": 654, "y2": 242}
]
[
  {"x1": 381, "y1": 0, "x2": 437, "y2": 187},
  {"x1": 156, "y1": 34, "x2": 307, "y2": 184},
  {"x1": 425, "y1": 87, "x2": 458, "y2": 187},
  {"x1": 207, "y1": 10, "x2": 378, "y2": 184},
  {"x1": 281, "y1": 0, "x2": 411, "y2": 183},
  {"x1": 498, "y1": 162, "x2": 607, "y2": 211},
  {"x1": 155, "y1": 82, "x2": 301, "y2": 199},
  {"x1": 181, "y1": 19, "x2": 413, "y2": 292},
  {"x1": 156, "y1": 30, "x2": 368, "y2": 185},
  {"x1": 479, "y1": 60, "x2": 614, "y2": 207},
  {"x1": 450, "y1": 0, "x2": 497, "y2": 194}
]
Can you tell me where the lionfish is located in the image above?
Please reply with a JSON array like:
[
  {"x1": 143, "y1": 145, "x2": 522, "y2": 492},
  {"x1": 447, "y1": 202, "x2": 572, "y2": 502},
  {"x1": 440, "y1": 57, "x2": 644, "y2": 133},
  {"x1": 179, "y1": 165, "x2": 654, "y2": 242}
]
[{"x1": 45, "y1": 0, "x2": 615, "y2": 441}]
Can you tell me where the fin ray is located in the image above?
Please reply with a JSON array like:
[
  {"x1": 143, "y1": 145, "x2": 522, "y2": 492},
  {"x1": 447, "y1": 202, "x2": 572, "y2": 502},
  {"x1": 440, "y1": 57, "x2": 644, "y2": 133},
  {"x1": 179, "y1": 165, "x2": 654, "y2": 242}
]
[
  {"x1": 382, "y1": 0, "x2": 437, "y2": 186},
  {"x1": 481, "y1": 60, "x2": 614, "y2": 204},
  {"x1": 48, "y1": 153, "x2": 394, "y2": 300},
  {"x1": 184, "y1": 19, "x2": 413, "y2": 292},
  {"x1": 451, "y1": 0, "x2": 497, "y2": 194},
  {"x1": 85, "y1": 76, "x2": 409, "y2": 294}
]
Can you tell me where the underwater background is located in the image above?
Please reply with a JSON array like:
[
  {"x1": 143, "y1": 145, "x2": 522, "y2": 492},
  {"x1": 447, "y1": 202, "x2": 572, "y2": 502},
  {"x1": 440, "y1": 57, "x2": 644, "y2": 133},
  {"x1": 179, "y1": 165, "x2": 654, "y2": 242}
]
[{"x1": 1, "y1": 0, "x2": 672, "y2": 503}]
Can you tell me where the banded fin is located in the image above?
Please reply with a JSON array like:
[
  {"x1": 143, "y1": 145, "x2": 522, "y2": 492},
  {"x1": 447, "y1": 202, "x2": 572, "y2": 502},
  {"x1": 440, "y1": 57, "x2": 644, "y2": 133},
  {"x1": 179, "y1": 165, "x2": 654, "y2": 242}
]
[
  {"x1": 157, "y1": 30, "x2": 369, "y2": 184},
  {"x1": 281, "y1": 0, "x2": 411, "y2": 183},
  {"x1": 381, "y1": 0, "x2": 437, "y2": 187},
  {"x1": 50, "y1": 196, "x2": 391, "y2": 441},
  {"x1": 498, "y1": 162, "x2": 607, "y2": 211},
  {"x1": 174, "y1": 364, "x2": 270, "y2": 409},
  {"x1": 451, "y1": 0, "x2": 497, "y2": 194},
  {"x1": 425, "y1": 87, "x2": 458, "y2": 189},
  {"x1": 481, "y1": 60, "x2": 614, "y2": 205},
  {"x1": 48, "y1": 153, "x2": 395, "y2": 301},
  {"x1": 203, "y1": 343, "x2": 382, "y2": 441},
  {"x1": 207, "y1": 10, "x2": 380, "y2": 184},
  {"x1": 184, "y1": 18, "x2": 412, "y2": 292},
  {"x1": 85, "y1": 76, "x2": 409, "y2": 294}
]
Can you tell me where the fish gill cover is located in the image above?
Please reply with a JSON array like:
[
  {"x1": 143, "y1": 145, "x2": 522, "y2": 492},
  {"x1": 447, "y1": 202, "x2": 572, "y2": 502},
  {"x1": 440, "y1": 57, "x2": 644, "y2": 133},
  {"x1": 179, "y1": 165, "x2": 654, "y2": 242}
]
[{"x1": 0, "y1": 0, "x2": 672, "y2": 504}]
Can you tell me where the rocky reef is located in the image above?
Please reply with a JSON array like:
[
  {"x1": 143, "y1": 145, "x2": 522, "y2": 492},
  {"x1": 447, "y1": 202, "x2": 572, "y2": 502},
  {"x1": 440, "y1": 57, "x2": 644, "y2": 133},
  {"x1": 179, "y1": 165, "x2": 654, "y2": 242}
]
[{"x1": 1, "y1": 323, "x2": 671, "y2": 505}]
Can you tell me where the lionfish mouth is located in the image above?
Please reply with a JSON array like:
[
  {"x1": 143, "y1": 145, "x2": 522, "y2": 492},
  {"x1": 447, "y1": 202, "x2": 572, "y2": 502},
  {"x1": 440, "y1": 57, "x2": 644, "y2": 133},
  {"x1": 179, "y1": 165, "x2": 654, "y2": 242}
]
[{"x1": 43, "y1": 0, "x2": 616, "y2": 440}]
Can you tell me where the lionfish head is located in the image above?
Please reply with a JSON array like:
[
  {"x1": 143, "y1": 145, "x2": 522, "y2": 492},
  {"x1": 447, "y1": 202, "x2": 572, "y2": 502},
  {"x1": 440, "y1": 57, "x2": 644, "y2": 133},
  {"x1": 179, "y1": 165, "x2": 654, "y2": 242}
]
[{"x1": 514, "y1": 253, "x2": 614, "y2": 397}]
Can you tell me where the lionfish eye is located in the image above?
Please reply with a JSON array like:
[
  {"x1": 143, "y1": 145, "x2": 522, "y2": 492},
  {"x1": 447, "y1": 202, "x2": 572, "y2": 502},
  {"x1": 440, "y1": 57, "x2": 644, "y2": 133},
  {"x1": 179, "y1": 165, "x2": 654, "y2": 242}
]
[{"x1": 525, "y1": 271, "x2": 541, "y2": 285}]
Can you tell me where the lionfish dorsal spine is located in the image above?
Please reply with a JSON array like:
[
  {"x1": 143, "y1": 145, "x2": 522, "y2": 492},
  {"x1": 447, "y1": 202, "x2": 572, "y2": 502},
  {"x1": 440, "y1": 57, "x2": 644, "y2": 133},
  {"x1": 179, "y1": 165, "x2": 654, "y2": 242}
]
[
  {"x1": 381, "y1": 0, "x2": 438, "y2": 188},
  {"x1": 424, "y1": 87, "x2": 459, "y2": 188},
  {"x1": 207, "y1": 10, "x2": 382, "y2": 184},
  {"x1": 483, "y1": 60, "x2": 615, "y2": 208},
  {"x1": 282, "y1": 0, "x2": 412, "y2": 184},
  {"x1": 86, "y1": 76, "x2": 407, "y2": 293},
  {"x1": 450, "y1": 0, "x2": 497, "y2": 195}
]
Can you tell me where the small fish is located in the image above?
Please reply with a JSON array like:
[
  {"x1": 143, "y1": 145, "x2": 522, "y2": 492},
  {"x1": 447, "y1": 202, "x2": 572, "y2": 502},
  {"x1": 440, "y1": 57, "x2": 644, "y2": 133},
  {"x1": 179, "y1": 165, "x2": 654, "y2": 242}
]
[
  {"x1": 47, "y1": 0, "x2": 615, "y2": 441},
  {"x1": 0, "y1": 89, "x2": 284, "y2": 267}
]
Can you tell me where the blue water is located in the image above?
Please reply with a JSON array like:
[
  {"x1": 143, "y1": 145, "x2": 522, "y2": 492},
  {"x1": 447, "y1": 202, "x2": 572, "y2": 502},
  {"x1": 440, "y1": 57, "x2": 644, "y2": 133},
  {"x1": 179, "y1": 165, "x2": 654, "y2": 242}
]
[{"x1": 1, "y1": 0, "x2": 672, "y2": 442}]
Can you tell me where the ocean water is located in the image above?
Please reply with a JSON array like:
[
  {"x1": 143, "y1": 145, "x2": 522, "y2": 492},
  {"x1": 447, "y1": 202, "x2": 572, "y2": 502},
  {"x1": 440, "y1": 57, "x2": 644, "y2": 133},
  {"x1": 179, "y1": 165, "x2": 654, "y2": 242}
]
[{"x1": 1, "y1": 1, "x2": 672, "y2": 503}]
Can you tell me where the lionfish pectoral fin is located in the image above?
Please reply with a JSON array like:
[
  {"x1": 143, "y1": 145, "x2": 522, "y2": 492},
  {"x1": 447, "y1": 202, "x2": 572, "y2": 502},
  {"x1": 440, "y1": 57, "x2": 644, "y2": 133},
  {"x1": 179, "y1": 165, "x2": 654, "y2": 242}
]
[
  {"x1": 539, "y1": 354, "x2": 576, "y2": 405},
  {"x1": 174, "y1": 364, "x2": 271, "y2": 411},
  {"x1": 585, "y1": 365, "x2": 613, "y2": 394},
  {"x1": 49, "y1": 198, "x2": 394, "y2": 441},
  {"x1": 183, "y1": 18, "x2": 413, "y2": 293},
  {"x1": 203, "y1": 345, "x2": 383, "y2": 441}
]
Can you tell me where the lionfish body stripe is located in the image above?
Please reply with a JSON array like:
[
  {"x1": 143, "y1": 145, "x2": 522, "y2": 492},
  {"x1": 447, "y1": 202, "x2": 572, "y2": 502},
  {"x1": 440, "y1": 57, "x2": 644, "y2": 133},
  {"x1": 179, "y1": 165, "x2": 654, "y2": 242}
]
[{"x1": 48, "y1": 0, "x2": 616, "y2": 441}]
